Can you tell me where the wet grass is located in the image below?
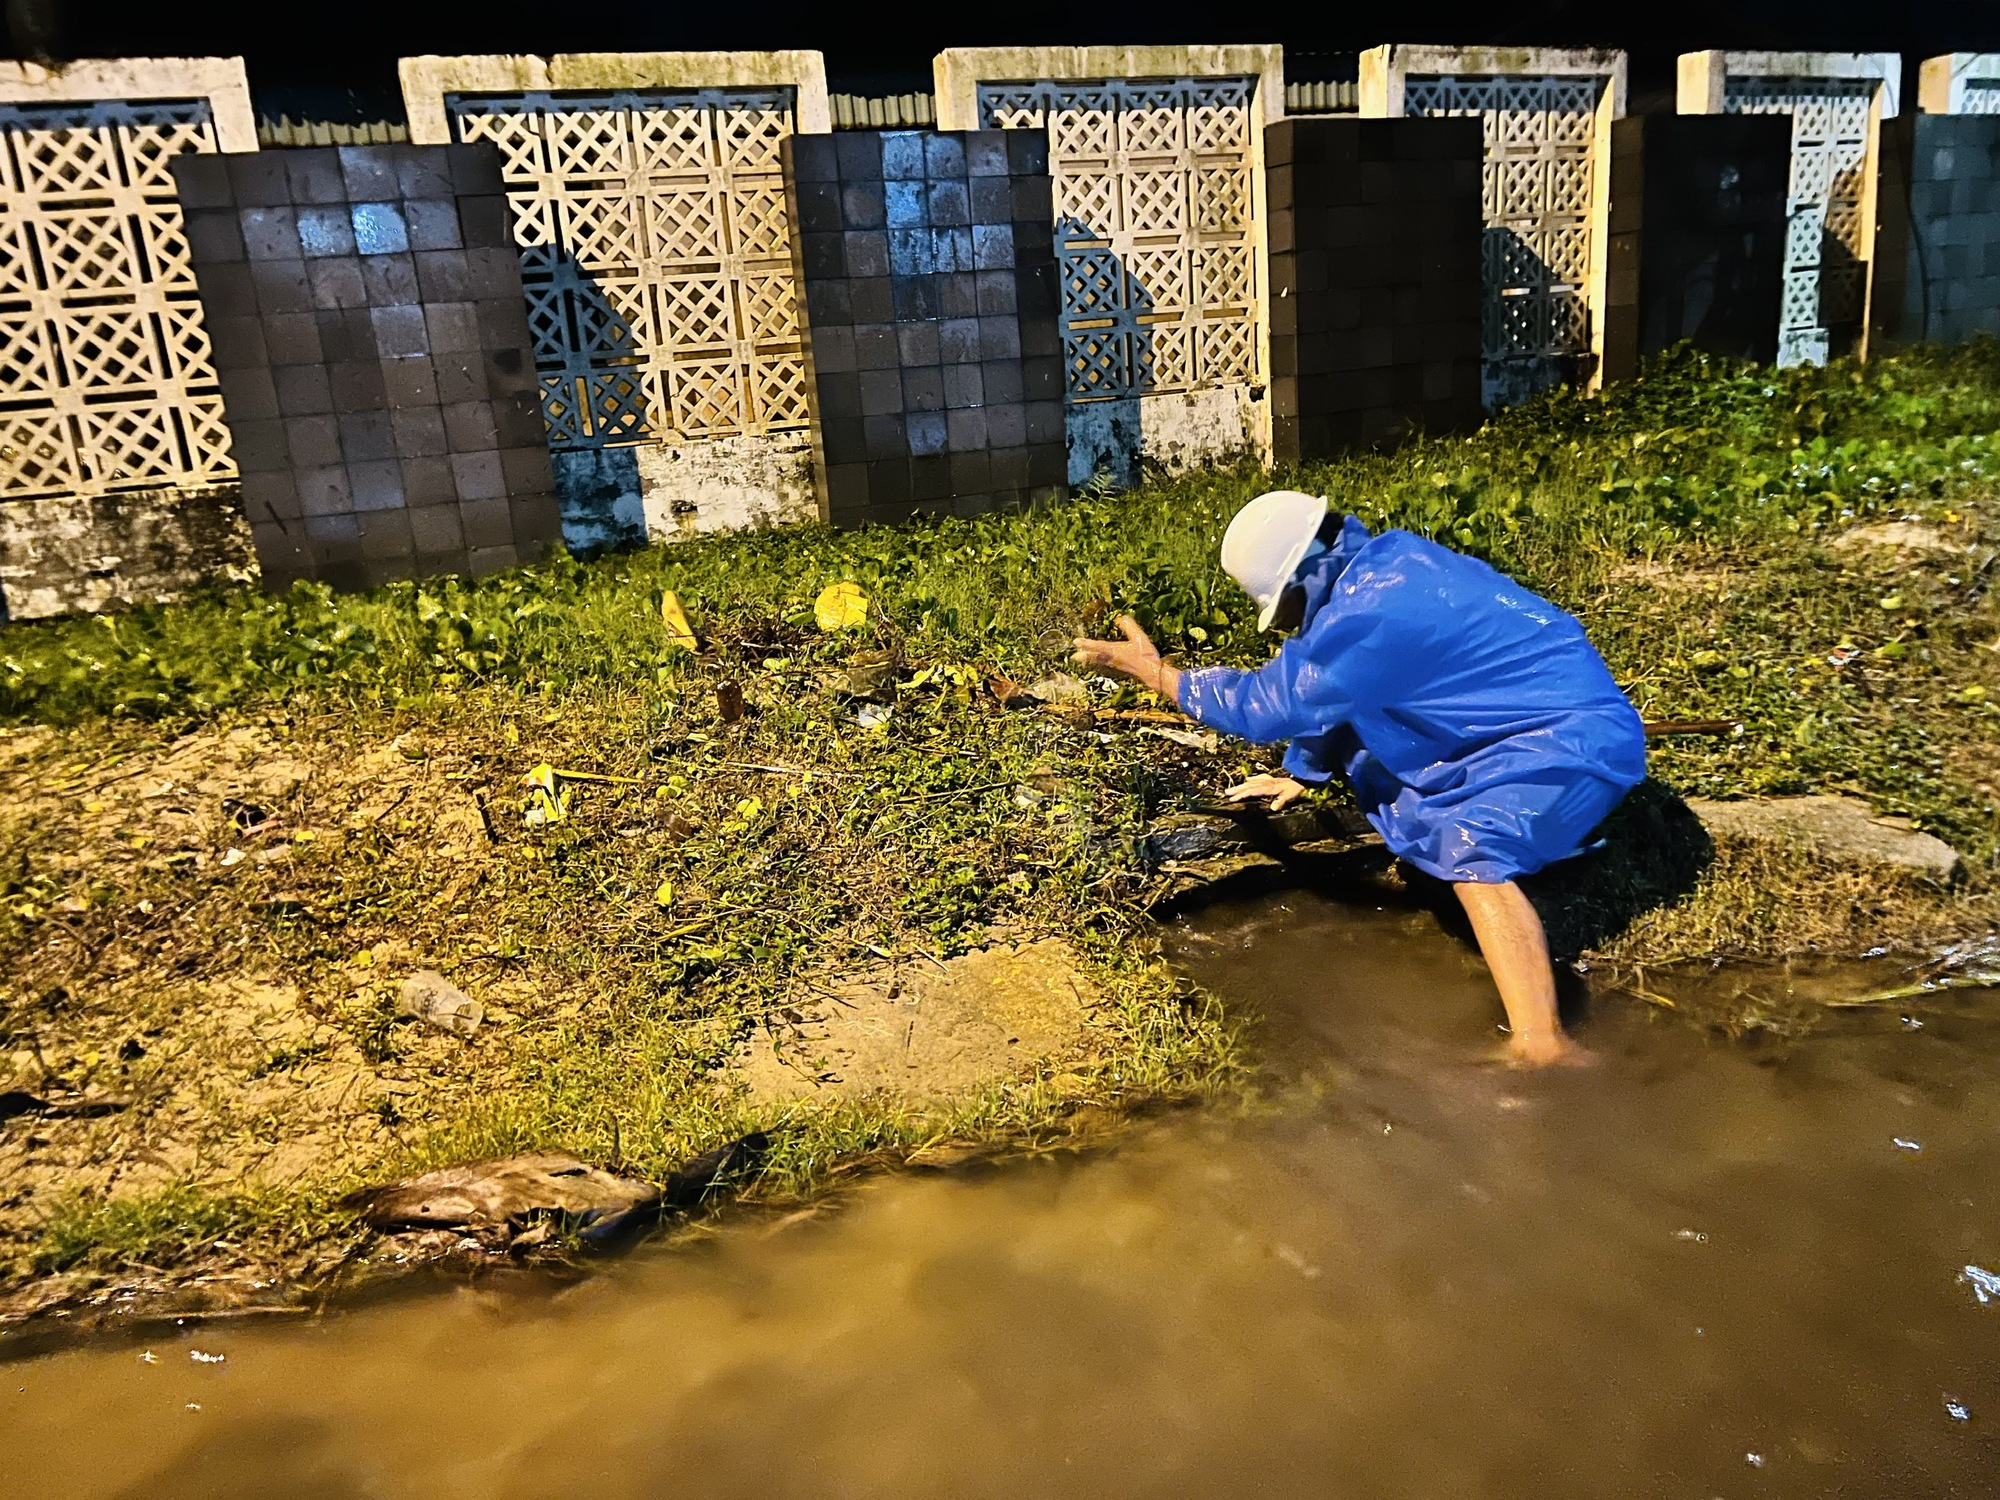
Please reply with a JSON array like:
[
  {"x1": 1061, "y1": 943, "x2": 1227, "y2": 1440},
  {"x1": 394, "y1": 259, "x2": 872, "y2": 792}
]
[{"x1": 3, "y1": 342, "x2": 1999, "y2": 1296}]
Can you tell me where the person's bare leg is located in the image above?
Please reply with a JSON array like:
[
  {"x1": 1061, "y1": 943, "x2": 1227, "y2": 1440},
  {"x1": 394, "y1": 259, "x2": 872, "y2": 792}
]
[{"x1": 1453, "y1": 880, "x2": 1585, "y2": 1067}]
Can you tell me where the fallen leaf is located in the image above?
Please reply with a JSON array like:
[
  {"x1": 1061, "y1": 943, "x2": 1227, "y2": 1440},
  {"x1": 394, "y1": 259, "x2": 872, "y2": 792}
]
[
  {"x1": 660, "y1": 591, "x2": 699, "y2": 652},
  {"x1": 654, "y1": 879, "x2": 675, "y2": 908},
  {"x1": 815, "y1": 581, "x2": 869, "y2": 631}
]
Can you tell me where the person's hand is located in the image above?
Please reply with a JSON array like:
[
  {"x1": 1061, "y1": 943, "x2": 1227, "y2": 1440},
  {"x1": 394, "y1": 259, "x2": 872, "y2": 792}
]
[
  {"x1": 1071, "y1": 615, "x2": 1174, "y2": 697},
  {"x1": 1222, "y1": 773, "x2": 1308, "y2": 812}
]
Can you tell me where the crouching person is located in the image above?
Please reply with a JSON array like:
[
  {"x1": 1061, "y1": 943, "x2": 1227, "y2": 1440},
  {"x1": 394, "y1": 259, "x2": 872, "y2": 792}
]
[{"x1": 1073, "y1": 492, "x2": 1646, "y2": 1067}]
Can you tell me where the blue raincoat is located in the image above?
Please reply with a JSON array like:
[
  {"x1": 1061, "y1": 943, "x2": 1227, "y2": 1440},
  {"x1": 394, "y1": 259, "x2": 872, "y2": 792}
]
[{"x1": 1178, "y1": 516, "x2": 1646, "y2": 884}]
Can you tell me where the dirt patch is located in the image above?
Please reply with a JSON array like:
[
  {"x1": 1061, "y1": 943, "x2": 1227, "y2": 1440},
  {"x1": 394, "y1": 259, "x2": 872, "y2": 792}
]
[
  {"x1": 1826, "y1": 520, "x2": 1972, "y2": 560},
  {"x1": 0, "y1": 717, "x2": 532, "y2": 1281},
  {"x1": 726, "y1": 940, "x2": 1098, "y2": 1104}
]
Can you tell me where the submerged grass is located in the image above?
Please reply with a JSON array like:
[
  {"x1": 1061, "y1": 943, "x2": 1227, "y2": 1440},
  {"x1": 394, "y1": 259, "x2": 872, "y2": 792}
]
[{"x1": 3, "y1": 343, "x2": 1999, "y2": 1295}]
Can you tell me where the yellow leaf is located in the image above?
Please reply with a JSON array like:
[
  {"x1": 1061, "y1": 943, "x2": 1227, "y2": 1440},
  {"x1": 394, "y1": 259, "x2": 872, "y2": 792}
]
[
  {"x1": 733, "y1": 796, "x2": 763, "y2": 820},
  {"x1": 659, "y1": 590, "x2": 698, "y2": 652},
  {"x1": 814, "y1": 581, "x2": 869, "y2": 631},
  {"x1": 654, "y1": 879, "x2": 675, "y2": 908}
]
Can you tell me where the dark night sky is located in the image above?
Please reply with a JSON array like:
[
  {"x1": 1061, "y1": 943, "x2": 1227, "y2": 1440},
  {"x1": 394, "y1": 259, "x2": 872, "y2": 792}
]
[{"x1": 11, "y1": 0, "x2": 1999, "y2": 115}]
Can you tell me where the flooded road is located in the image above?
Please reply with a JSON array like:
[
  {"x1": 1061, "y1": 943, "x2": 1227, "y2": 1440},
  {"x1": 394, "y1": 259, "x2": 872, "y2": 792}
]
[{"x1": 8, "y1": 893, "x2": 2000, "y2": 1498}]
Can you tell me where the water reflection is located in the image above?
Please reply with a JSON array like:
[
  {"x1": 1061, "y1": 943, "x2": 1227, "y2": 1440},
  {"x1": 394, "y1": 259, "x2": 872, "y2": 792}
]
[{"x1": 10, "y1": 893, "x2": 2000, "y2": 1498}]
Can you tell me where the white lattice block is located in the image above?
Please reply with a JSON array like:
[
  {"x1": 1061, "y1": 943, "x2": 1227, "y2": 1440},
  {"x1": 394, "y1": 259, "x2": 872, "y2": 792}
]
[
  {"x1": 449, "y1": 87, "x2": 810, "y2": 447},
  {"x1": 970, "y1": 77, "x2": 1261, "y2": 403},
  {"x1": 0, "y1": 96, "x2": 237, "y2": 502}
]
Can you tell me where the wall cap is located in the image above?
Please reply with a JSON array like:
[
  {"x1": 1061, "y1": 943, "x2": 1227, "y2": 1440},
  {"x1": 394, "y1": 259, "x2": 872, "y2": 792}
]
[
  {"x1": 0, "y1": 56, "x2": 257, "y2": 151},
  {"x1": 1369, "y1": 45, "x2": 1625, "y2": 78},
  {"x1": 1358, "y1": 45, "x2": 1628, "y2": 120},
  {"x1": 397, "y1": 50, "x2": 832, "y2": 143},
  {"x1": 932, "y1": 46, "x2": 1285, "y2": 130},
  {"x1": 1678, "y1": 51, "x2": 1901, "y2": 117}
]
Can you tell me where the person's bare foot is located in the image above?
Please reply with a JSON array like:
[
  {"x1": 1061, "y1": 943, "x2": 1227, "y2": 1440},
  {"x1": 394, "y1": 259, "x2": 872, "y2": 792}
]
[{"x1": 1499, "y1": 1031, "x2": 1595, "y2": 1069}]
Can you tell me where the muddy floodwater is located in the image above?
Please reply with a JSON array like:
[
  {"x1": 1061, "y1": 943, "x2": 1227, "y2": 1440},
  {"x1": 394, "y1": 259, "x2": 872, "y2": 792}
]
[{"x1": 9, "y1": 893, "x2": 2000, "y2": 1498}]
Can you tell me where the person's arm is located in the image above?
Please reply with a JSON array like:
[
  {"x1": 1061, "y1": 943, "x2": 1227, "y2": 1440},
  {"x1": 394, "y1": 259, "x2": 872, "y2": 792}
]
[{"x1": 1071, "y1": 615, "x2": 1353, "y2": 747}]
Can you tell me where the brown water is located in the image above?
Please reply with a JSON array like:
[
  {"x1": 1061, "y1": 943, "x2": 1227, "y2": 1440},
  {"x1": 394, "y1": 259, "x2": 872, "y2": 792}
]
[{"x1": 9, "y1": 893, "x2": 2000, "y2": 1498}]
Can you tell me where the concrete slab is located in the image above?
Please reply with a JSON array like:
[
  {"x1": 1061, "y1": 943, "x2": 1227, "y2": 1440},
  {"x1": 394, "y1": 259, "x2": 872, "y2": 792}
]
[{"x1": 1688, "y1": 794, "x2": 1962, "y2": 879}]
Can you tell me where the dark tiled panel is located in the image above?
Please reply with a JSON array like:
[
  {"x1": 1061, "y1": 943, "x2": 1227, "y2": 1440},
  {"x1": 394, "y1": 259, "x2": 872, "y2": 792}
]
[
  {"x1": 176, "y1": 143, "x2": 559, "y2": 591},
  {"x1": 1266, "y1": 117, "x2": 1484, "y2": 464},
  {"x1": 1899, "y1": 116, "x2": 2000, "y2": 345},
  {"x1": 1601, "y1": 114, "x2": 1791, "y2": 382},
  {"x1": 788, "y1": 128, "x2": 1068, "y2": 528}
]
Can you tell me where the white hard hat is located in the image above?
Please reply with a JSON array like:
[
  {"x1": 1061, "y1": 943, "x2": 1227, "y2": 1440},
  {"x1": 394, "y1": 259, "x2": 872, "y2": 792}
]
[{"x1": 1220, "y1": 490, "x2": 1330, "y2": 631}]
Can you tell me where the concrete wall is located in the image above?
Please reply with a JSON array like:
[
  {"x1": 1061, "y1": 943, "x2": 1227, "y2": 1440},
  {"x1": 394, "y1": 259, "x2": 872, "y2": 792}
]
[
  {"x1": 1361, "y1": 46, "x2": 1627, "y2": 409},
  {"x1": 1603, "y1": 114, "x2": 1792, "y2": 380},
  {"x1": 1266, "y1": 117, "x2": 1483, "y2": 460},
  {"x1": 935, "y1": 47, "x2": 1283, "y2": 486},
  {"x1": 16, "y1": 46, "x2": 2000, "y2": 616},
  {"x1": 786, "y1": 128, "x2": 1067, "y2": 525},
  {"x1": 0, "y1": 58, "x2": 260, "y2": 619}
]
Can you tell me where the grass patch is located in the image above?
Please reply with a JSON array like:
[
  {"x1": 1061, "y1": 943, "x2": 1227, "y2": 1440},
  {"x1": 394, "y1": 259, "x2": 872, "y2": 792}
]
[
  {"x1": 3, "y1": 343, "x2": 1999, "y2": 1292},
  {"x1": 33, "y1": 1182, "x2": 359, "y2": 1277}
]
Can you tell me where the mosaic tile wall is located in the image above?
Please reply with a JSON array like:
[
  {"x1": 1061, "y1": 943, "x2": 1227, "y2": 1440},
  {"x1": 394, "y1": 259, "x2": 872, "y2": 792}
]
[
  {"x1": 1603, "y1": 115, "x2": 1792, "y2": 380},
  {"x1": 174, "y1": 142, "x2": 561, "y2": 590},
  {"x1": 1266, "y1": 117, "x2": 1484, "y2": 459},
  {"x1": 785, "y1": 128, "x2": 1066, "y2": 525},
  {"x1": 1900, "y1": 115, "x2": 2000, "y2": 344}
]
